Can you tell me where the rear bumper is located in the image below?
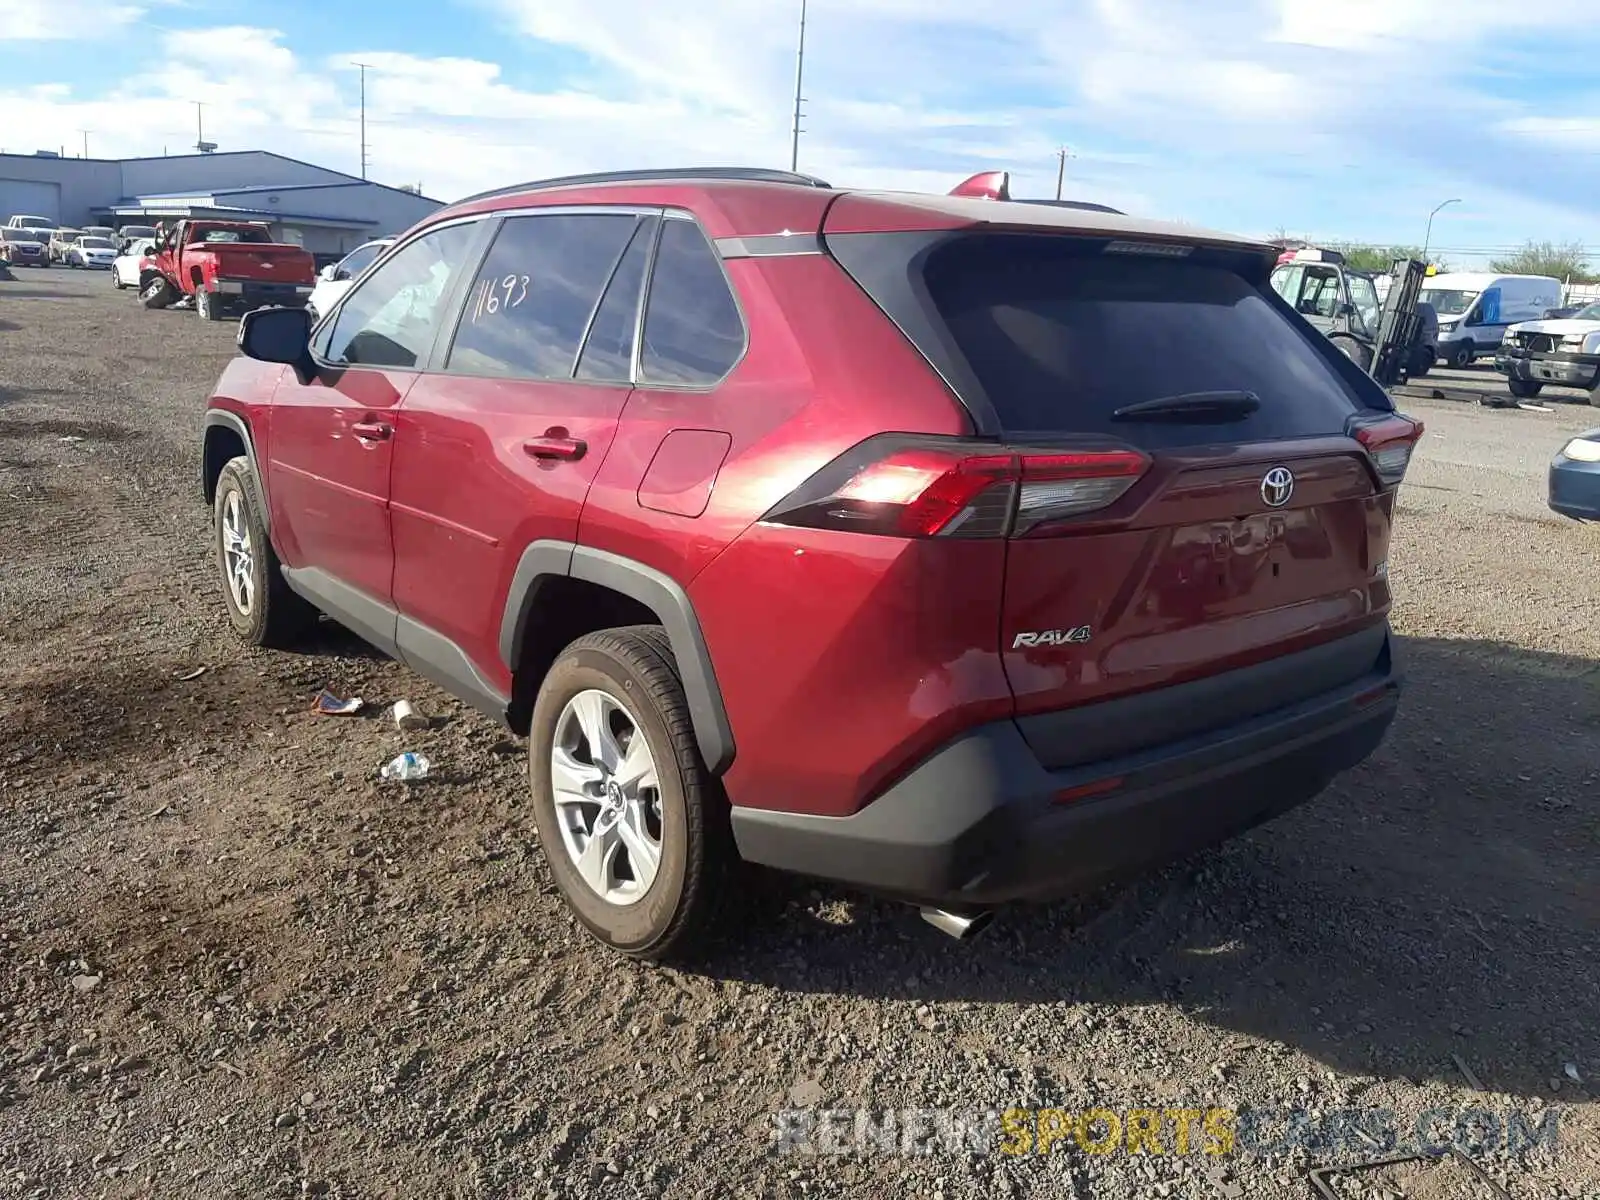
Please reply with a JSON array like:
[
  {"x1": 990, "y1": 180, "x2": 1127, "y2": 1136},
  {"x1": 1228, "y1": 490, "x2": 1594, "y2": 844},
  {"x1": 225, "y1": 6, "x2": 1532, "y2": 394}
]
[
  {"x1": 212, "y1": 279, "x2": 313, "y2": 305},
  {"x1": 1549, "y1": 454, "x2": 1600, "y2": 520},
  {"x1": 731, "y1": 627, "x2": 1400, "y2": 906},
  {"x1": 1495, "y1": 348, "x2": 1600, "y2": 389}
]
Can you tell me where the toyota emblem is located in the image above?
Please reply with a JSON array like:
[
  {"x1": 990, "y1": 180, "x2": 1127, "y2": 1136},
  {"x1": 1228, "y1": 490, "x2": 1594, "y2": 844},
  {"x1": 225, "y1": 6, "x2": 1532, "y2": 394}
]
[{"x1": 1260, "y1": 466, "x2": 1295, "y2": 508}]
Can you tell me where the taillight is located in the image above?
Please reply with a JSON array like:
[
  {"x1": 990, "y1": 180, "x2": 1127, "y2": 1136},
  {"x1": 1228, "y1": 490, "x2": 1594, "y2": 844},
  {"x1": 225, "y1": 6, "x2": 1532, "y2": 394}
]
[
  {"x1": 1349, "y1": 413, "x2": 1424, "y2": 487},
  {"x1": 762, "y1": 436, "x2": 1149, "y2": 539}
]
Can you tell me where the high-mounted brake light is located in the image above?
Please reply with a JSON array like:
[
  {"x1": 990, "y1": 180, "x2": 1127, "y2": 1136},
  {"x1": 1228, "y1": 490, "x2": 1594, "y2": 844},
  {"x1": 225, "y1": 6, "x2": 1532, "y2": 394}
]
[
  {"x1": 1349, "y1": 413, "x2": 1424, "y2": 487},
  {"x1": 1104, "y1": 240, "x2": 1193, "y2": 258},
  {"x1": 762, "y1": 438, "x2": 1150, "y2": 539}
]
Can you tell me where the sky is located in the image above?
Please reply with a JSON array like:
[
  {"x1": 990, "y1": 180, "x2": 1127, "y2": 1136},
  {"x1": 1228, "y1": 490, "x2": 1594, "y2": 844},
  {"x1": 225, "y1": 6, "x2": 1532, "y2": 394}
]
[{"x1": 2, "y1": 0, "x2": 1598, "y2": 267}]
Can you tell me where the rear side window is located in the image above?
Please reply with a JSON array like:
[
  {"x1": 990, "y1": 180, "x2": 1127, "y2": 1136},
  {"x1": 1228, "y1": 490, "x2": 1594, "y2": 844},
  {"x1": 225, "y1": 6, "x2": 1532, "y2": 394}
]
[
  {"x1": 447, "y1": 213, "x2": 639, "y2": 380},
  {"x1": 917, "y1": 235, "x2": 1365, "y2": 442},
  {"x1": 639, "y1": 218, "x2": 745, "y2": 387}
]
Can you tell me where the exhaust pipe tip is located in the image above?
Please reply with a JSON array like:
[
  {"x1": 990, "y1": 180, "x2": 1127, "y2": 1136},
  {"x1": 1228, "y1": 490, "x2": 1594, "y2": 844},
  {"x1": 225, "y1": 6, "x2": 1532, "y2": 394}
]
[{"x1": 919, "y1": 906, "x2": 994, "y2": 941}]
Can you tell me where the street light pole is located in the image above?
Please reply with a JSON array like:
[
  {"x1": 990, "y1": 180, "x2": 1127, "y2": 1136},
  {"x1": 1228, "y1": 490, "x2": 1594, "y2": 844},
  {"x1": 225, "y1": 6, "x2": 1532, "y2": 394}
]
[{"x1": 1423, "y1": 198, "x2": 1461, "y2": 262}]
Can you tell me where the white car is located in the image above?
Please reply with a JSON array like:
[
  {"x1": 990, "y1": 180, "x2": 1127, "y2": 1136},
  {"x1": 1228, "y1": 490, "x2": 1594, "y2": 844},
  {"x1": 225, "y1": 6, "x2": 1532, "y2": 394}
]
[
  {"x1": 68, "y1": 236, "x2": 117, "y2": 269},
  {"x1": 111, "y1": 239, "x2": 156, "y2": 290},
  {"x1": 307, "y1": 238, "x2": 394, "y2": 319}
]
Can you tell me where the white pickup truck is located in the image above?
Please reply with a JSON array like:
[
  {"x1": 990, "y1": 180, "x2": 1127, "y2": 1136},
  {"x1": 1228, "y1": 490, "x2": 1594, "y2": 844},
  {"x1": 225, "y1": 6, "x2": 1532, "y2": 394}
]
[{"x1": 1495, "y1": 302, "x2": 1600, "y2": 403}]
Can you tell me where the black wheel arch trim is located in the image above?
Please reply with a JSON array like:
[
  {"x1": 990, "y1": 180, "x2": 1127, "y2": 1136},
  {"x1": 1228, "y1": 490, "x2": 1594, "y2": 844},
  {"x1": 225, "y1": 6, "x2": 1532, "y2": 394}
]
[
  {"x1": 499, "y1": 541, "x2": 736, "y2": 775},
  {"x1": 202, "y1": 410, "x2": 270, "y2": 534}
]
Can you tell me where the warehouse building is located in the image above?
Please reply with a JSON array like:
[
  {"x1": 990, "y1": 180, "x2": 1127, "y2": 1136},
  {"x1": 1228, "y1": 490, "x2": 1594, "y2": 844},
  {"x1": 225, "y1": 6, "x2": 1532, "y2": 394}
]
[{"x1": 0, "y1": 150, "x2": 443, "y2": 259}]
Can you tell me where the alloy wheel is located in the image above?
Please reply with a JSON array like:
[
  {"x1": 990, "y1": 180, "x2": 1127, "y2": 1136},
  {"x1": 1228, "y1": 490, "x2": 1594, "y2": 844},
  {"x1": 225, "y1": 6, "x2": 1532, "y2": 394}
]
[
  {"x1": 549, "y1": 689, "x2": 663, "y2": 906},
  {"x1": 220, "y1": 489, "x2": 254, "y2": 615}
]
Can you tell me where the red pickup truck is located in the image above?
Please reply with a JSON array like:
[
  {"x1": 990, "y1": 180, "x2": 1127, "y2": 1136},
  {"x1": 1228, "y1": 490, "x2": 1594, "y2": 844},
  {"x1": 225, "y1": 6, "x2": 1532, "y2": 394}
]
[{"x1": 139, "y1": 220, "x2": 317, "y2": 321}]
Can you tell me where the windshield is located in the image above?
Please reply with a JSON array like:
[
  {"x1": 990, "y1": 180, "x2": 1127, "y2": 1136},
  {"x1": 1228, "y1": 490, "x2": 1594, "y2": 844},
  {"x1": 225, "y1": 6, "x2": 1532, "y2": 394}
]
[
  {"x1": 4, "y1": 230, "x2": 43, "y2": 244},
  {"x1": 79, "y1": 237, "x2": 113, "y2": 250},
  {"x1": 1571, "y1": 303, "x2": 1600, "y2": 322},
  {"x1": 1419, "y1": 288, "x2": 1478, "y2": 317},
  {"x1": 338, "y1": 242, "x2": 386, "y2": 277},
  {"x1": 14, "y1": 217, "x2": 57, "y2": 230},
  {"x1": 1347, "y1": 274, "x2": 1381, "y2": 332},
  {"x1": 121, "y1": 226, "x2": 157, "y2": 238}
]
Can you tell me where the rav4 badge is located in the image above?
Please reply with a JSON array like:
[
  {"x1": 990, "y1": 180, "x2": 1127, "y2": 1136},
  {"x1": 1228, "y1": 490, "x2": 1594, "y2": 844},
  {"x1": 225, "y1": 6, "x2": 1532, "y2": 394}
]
[{"x1": 1012, "y1": 626, "x2": 1093, "y2": 649}]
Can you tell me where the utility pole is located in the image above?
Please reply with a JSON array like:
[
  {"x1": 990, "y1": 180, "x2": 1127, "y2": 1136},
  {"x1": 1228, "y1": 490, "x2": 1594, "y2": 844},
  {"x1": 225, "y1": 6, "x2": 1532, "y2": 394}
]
[
  {"x1": 195, "y1": 102, "x2": 203, "y2": 150},
  {"x1": 789, "y1": 0, "x2": 807, "y2": 173},
  {"x1": 1054, "y1": 146, "x2": 1075, "y2": 200},
  {"x1": 79, "y1": 129, "x2": 91, "y2": 158},
  {"x1": 353, "y1": 62, "x2": 373, "y2": 180}
]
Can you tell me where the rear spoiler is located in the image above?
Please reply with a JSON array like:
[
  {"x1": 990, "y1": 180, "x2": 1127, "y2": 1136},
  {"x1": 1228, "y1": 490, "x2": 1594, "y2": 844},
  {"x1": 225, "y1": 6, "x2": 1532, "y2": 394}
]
[{"x1": 950, "y1": 171, "x2": 1011, "y2": 201}]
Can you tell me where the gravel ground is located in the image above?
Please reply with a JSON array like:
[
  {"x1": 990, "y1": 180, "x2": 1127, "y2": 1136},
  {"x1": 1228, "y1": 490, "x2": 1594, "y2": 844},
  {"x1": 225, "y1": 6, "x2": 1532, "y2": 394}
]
[{"x1": 1, "y1": 269, "x2": 1597, "y2": 1199}]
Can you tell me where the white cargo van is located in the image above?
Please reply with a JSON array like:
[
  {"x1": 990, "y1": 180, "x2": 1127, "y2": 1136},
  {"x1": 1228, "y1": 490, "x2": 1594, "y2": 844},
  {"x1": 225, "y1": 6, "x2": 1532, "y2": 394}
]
[{"x1": 1421, "y1": 273, "x2": 1561, "y2": 367}]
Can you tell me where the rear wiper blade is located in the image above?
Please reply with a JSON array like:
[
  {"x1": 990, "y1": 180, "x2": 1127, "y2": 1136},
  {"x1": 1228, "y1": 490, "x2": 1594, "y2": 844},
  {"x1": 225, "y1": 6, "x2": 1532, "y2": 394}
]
[{"x1": 1110, "y1": 390, "x2": 1261, "y2": 422}]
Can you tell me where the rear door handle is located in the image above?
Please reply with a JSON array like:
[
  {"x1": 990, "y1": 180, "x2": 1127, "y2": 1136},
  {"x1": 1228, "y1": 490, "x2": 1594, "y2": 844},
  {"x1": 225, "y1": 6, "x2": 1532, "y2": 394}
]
[
  {"x1": 523, "y1": 433, "x2": 586, "y2": 461},
  {"x1": 352, "y1": 420, "x2": 392, "y2": 441}
]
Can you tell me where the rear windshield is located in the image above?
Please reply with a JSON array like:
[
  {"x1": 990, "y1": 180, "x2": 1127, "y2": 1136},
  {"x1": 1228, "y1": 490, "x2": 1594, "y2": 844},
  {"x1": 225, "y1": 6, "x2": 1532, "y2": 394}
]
[
  {"x1": 80, "y1": 237, "x2": 113, "y2": 249},
  {"x1": 912, "y1": 234, "x2": 1366, "y2": 442}
]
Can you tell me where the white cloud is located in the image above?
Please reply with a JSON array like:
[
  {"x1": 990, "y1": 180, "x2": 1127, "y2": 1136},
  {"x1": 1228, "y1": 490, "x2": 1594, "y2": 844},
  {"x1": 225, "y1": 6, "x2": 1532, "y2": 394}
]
[
  {"x1": 0, "y1": 0, "x2": 143, "y2": 38},
  {"x1": 1, "y1": 0, "x2": 1598, "y2": 260}
]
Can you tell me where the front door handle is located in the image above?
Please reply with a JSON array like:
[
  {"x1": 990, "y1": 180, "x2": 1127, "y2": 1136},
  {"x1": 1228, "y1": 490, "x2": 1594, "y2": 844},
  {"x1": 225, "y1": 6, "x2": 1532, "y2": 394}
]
[
  {"x1": 523, "y1": 430, "x2": 586, "y2": 461},
  {"x1": 352, "y1": 420, "x2": 392, "y2": 441}
]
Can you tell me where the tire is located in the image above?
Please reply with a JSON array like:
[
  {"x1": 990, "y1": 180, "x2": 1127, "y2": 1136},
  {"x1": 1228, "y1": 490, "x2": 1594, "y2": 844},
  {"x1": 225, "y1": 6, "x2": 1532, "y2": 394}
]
[
  {"x1": 212, "y1": 456, "x2": 317, "y2": 648},
  {"x1": 528, "y1": 625, "x2": 733, "y2": 962},
  {"x1": 139, "y1": 277, "x2": 176, "y2": 309},
  {"x1": 1408, "y1": 344, "x2": 1433, "y2": 377},
  {"x1": 112, "y1": 270, "x2": 125, "y2": 290},
  {"x1": 196, "y1": 287, "x2": 223, "y2": 321},
  {"x1": 1330, "y1": 336, "x2": 1373, "y2": 374},
  {"x1": 1507, "y1": 378, "x2": 1543, "y2": 399},
  {"x1": 1448, "y1": 342, "x2": 1473, "y2": 369}
]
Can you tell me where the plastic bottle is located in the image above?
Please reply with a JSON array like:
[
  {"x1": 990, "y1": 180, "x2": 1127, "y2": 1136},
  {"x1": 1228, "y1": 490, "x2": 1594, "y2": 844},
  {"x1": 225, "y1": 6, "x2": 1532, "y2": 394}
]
[{"x1": 380, "y1": 752, "x2": 431, "y2": 782}]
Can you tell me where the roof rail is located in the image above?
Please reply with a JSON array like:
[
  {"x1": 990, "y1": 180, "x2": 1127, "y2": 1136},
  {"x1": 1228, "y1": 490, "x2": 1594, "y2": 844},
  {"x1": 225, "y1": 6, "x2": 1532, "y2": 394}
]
[
  {"x1": 1015, "y1": 198, "x2": 1126, "y2": 216},
  {"x1": 452, "y1": 167, "x2": 834, "y2": 208}
]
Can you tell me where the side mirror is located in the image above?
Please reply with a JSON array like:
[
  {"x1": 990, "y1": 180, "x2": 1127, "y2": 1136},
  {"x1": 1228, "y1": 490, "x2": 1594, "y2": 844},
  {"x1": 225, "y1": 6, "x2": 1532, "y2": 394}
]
[
  {"x1": 1338, "y1": 302, "x2": 1356, "y2": 317},
  {"x1": 238, "y1": 306, "x2": 314, "y2": 377},
  {"x1": 319, "y1": 263, "x2": 339, "y2": 282}
]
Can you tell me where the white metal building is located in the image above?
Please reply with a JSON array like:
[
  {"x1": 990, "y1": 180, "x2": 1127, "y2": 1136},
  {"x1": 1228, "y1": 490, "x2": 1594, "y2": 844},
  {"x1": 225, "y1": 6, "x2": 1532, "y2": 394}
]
[{"x1": 0, "y1": 150, "x2": 443, "y2": 259}]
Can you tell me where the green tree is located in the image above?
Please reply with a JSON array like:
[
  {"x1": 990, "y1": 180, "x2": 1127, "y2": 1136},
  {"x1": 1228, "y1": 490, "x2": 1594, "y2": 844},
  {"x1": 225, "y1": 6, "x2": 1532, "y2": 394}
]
[
  {"x1": 1332, "y1": 244, "x2": 1436, "y2": 273},
  {"x1": 1490, "y1": 240, "x2": 1595, "y2": 282}
]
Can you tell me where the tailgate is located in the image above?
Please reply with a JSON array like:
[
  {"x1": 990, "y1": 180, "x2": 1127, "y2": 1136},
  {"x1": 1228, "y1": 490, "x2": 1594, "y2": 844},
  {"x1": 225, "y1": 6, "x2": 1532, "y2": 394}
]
[
  {"x1": 208, "y1": 244, "x2": 315, "y2": 283},
  {"x1": 825, "y1": 224, "x2": 1416, "y2": 759}
]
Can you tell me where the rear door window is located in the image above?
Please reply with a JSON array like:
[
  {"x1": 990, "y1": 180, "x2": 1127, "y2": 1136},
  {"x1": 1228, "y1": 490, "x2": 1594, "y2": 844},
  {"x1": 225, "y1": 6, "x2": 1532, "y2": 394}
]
[
  {"x1": 575, "y1": 217, "x2": 656, "y2": 383},
  {"x1": 445, "y1": 212, "x2": 641, "y2": 380},
  {"x1": 917, "y1": 234, "x2": 1367, "y2": 443}
]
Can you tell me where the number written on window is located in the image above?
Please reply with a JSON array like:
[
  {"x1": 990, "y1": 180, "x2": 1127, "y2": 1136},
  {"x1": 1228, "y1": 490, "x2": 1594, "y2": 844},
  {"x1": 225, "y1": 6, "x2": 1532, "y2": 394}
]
[
  {"x1": 468, "y1": 273, "x2": 530, "y2": 321},
  {"x1": 447, "y1": 214, "x2": 639, "y2": 381}
]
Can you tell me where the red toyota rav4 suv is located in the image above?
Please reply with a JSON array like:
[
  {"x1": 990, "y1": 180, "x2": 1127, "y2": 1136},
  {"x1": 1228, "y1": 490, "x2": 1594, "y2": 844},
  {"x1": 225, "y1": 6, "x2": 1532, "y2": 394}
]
[{"x1": 201, "y1": 167, "x2": 1420, "y2": 960}]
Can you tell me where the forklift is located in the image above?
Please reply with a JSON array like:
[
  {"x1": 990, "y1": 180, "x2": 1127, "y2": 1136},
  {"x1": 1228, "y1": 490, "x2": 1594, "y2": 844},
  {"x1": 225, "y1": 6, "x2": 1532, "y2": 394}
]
[{"x1": 1271, "y1": 248, "x2": 1437, "y2": 383}]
